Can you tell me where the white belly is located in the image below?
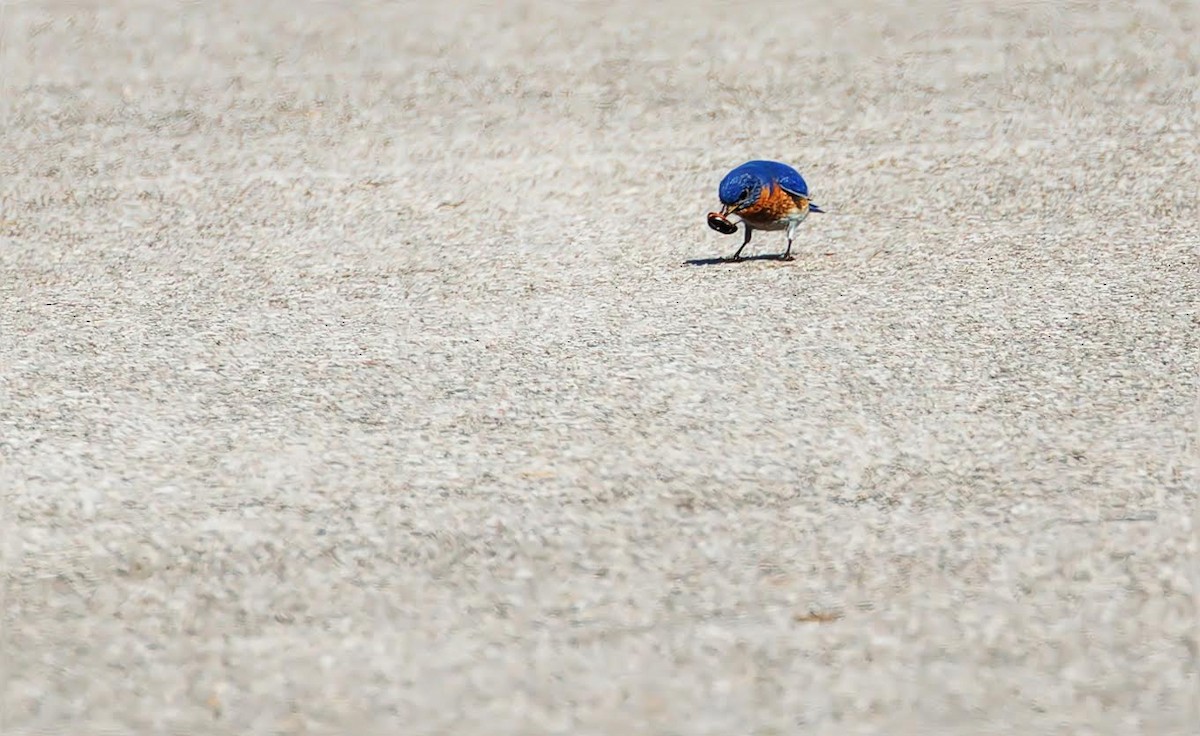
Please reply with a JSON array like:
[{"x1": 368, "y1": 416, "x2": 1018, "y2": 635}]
[{"x1": 740, "y1": 209, "x2": 809, "y2": 231}]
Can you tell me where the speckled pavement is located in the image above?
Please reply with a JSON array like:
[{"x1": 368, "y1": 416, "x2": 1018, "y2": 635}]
[{"x1": 2, "y1": 1, "x2": 1198, "y2": 734}]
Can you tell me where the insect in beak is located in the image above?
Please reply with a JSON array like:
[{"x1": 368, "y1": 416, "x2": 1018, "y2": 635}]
[{"x1": 707, "y1": 211, "x2": 738, "y2": 234}]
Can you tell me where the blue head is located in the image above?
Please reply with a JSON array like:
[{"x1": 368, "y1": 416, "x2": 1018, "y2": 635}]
[{"x1": 718, "y1": 160, "x2": 809, "y2": 215}]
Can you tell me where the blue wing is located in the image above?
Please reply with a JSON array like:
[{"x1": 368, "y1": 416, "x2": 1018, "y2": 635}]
[
  {"x1": 722, "y1": 160, "x2": 822, "y2": 209},
  {"x1": 736, "y1": 160, "x2": 811, "y2": 198}
]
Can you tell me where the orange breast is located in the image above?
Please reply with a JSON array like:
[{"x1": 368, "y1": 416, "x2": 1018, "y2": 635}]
[{"x1": 738, "y1": 184, "x2": 808, "y2": 225}]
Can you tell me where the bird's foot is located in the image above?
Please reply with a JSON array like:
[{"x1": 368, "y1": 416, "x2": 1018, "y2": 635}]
[{"x1": 777, "y1": 254, "x2": 796, "y2": 262}]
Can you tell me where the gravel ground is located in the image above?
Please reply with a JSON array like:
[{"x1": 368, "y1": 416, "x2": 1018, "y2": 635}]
[{"x1": 2, "y1": 1, "x2": 1198, "y2": 734}]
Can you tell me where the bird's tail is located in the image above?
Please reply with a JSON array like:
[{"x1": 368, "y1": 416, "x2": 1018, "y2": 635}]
[{"x1": 809, "y1": 202, "x2": 825, "y2": 213}]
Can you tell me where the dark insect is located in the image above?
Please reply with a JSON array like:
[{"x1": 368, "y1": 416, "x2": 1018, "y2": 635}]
[{"x1": 707, "y1": 212, "x2": 737, "y2": 235}]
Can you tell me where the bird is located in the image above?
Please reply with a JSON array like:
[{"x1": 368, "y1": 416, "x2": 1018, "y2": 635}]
[{"x1": 716, "y1": 160, "x2": 824, "y2": 261}]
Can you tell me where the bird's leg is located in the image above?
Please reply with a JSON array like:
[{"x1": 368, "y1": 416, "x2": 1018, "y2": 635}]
[
  {"x1": 780, "y1": 220, "x2": 799, "y2": 261},
  {"x1": 729, "y1": 225, "x2": 753, "y2": 261}
]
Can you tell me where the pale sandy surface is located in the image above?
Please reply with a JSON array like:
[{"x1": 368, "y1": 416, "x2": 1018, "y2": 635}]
[{"x1": 2, "y1": 1, "x2": 1199, "y2": 734}]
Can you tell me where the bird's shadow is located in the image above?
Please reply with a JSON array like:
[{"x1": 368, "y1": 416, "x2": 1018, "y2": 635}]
[{"x1": 683, "y1": 253, "x2": 794, "y2": 267}]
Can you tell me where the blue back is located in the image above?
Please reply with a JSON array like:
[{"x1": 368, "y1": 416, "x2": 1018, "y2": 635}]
[{"x1": 718, "y1": 160, "x2": 810, "y2": 204}]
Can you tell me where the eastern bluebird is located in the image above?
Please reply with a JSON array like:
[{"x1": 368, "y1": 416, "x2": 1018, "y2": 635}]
[{"x1": 711, "y1": 160, "x2": 825, "y2": 261}]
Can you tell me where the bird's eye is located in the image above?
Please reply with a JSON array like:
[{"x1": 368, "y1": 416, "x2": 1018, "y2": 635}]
[{"x1": 739, "y1": 188, "x2": 749, "y2": 201}]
